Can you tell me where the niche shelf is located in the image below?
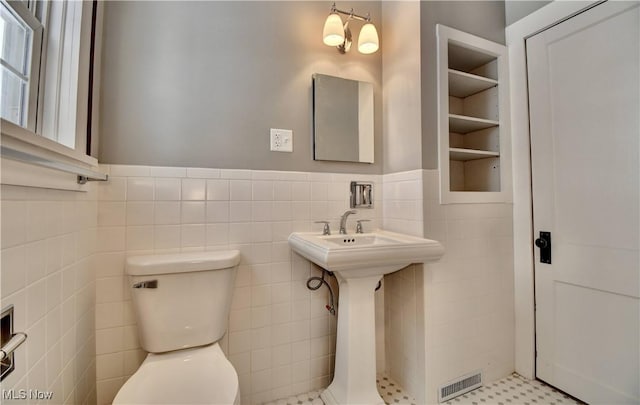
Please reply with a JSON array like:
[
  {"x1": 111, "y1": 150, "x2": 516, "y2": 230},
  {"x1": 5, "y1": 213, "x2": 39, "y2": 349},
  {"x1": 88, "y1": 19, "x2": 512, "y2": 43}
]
[
  {"x1": 437, "y1": 25, "x2": 511, "y2": 204},
  {"x1": 448, "y1": 69, "x2": 498, "y2": 98}
]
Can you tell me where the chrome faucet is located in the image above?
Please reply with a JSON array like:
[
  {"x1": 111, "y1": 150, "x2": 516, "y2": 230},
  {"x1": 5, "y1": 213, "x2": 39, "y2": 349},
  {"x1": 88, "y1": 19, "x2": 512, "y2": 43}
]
[{"x1": 339, "y1": 210, "x2": 357, "y2": 234}]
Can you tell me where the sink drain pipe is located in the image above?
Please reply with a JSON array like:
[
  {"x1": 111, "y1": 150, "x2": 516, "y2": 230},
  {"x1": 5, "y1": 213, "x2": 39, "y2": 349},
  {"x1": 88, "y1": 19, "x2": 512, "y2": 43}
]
[{"x1": 306, "y1": 271, "x2": 383, "y2": 316}]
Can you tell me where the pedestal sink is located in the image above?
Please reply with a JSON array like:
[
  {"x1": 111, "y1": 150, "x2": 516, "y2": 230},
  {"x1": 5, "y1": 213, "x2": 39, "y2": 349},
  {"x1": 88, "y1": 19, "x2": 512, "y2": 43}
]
[{"x1": 288, "y1": 230, "x2": 444, "y2": 405}]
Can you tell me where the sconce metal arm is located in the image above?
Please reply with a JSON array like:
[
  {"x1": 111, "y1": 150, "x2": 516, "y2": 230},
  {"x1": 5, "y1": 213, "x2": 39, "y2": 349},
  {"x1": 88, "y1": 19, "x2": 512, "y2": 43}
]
[{"x1": 330, "y1": 2, "x2": 371, "y2": 22}]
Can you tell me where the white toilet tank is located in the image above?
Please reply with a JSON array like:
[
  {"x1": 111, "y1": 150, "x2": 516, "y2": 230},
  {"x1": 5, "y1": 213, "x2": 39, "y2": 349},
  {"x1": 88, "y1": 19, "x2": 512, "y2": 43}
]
[{"x1": 126, "y1": 250, "x2": 240, "y2": 353}]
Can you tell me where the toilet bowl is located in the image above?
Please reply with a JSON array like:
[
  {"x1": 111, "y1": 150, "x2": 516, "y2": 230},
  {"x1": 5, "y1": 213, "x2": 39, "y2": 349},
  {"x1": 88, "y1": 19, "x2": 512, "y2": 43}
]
[
  {"x1": 113, "y1": 344, "x2": 239, "y2": 404},
  {"x1": 113, "y1": 250, "x2": 241, "y2": 405}
]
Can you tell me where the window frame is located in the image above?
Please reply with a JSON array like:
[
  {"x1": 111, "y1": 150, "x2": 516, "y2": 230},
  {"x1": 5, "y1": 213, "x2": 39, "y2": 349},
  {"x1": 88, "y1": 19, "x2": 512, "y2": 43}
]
[{"x1": 1, "y1": 0, "x2": 100, "y2": 190}]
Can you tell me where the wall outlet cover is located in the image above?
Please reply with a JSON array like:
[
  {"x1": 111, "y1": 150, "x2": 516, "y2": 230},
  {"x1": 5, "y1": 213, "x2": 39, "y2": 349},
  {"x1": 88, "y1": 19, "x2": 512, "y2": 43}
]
[{"x1": 270, "y1": 128, "x2": 293, "y2": 152}]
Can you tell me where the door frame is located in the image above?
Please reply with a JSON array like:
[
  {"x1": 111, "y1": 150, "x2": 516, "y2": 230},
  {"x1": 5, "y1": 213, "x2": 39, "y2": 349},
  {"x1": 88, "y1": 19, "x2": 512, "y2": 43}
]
[{"x1": 505, "y1": 0, "x2": 603, "y2": 380}]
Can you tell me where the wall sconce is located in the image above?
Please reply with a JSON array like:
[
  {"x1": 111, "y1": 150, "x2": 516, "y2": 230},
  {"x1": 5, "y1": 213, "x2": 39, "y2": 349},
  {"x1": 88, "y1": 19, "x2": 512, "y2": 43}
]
[{"x1": 322, "y1": 3, "x2": 379, "y2": 54}]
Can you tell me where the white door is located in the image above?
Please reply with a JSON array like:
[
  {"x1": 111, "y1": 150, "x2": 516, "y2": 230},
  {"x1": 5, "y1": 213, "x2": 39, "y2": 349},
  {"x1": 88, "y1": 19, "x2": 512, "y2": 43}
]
[{"x1": 527, "y1": 1, "x2": 640, "y2": 404}]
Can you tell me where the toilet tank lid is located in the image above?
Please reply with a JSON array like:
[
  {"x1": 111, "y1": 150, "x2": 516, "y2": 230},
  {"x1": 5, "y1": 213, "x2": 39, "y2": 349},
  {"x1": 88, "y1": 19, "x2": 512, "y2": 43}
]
[{"x1": 126, "y1": 250, "x2": 241, "y2": 276}]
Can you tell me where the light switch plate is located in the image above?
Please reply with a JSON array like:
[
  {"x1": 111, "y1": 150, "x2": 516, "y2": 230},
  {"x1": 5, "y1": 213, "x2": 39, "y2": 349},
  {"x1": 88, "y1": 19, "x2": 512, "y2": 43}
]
[{"x1": 270, "y1": 128, "x2": 293, "y2": 152}]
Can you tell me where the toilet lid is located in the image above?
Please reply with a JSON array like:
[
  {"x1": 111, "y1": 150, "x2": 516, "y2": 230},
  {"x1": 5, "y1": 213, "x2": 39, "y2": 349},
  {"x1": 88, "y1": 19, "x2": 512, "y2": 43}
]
[{"x1": 113, "y1": 343, "x2": 239, "y2": 404}]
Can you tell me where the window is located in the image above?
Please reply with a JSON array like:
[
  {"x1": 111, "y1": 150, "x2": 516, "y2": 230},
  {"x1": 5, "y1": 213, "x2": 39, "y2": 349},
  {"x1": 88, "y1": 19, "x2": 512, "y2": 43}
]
[
  {"x1": 0, "y1": 0, "x2": 99, "y2": 189},
  {"x1": 0, "y1": 0, "x2": 42, "y2": 128}
]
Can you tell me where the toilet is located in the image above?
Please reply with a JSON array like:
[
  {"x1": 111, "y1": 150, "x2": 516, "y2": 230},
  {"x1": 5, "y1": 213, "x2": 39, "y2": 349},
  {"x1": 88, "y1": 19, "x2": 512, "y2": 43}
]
[{"x1": 113, "y1": 250, "x2": 241, "y2": 405}]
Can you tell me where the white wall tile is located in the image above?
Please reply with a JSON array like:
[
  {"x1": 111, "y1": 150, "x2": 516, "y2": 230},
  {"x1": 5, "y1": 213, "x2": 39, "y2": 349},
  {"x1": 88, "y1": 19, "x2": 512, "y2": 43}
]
[
  {"x1": 1, "y1": 201, "x2": 26, "y2": 248},
  {"x1": 97, "y1": 377, "x2": 125, "y2": 405},
  {"x1": 206, "y1": 223, "x2": 229, "y2": 246},
  {"x1": 46, "y1": 237, "x2": 63, "y2": 275},
  {"x1": 154, "y1": 178, "x2": 181, "y2": 200},
  {"x1": 221, "y1": 169, "x2": 252, "y2": 180},
  {"x1": 229, "y1": 223, "x2": 252, "y2": 244},
  {"x1": 154, "y1": 201, "x2": 181, "y2": 225},
  {"x1": 123, "y1": 326, "x2": 140, "y2": 351},
  {"x1": 126, "y1": 202, "x2": 154, "y2": 225},
  {"x1": 230, "y1": 180, "x2": 252, "y2": 200},
  {"x1": 251, "y1": 285, "x2": 272, "y2": 307},
  {"x1": 272, "y1": 202, "x2": 292, "y2": 222},
  {"x1": 251, "y1": 307, "x2": 272, "y2": 329},
  {"x1": 96, "y1": 327, "x2": 124, "y2": 355},
  {"x1": 26, "y1": 279, "x2": 47, "y2": 327},
  {"x1": 25, "y1": 241, "x2": 46, "y2": 285},
  {"x1": 96, "y1": 302, "x2": 124, "y2": 329},
  {"x1": 123, "y1": 349, "x2": 145, "y2": 375},
  {"x1": 206, "y1": 201, "x2": 230, "y2": 223},
  {"x1": 93, "y1": 234, "x2": 121, "y2": 271},
  {"x1": 230, "y1": 201, "x2": 252, "y2": 222},
  {"x1": 126, "y1": 226, "x2": 154, "y2": 250},
  {"x1": 251, "y1": 222, "x2": 272, "y2": 243},
  {"x1": 187, "y1": 168, "x2": 220, "y2": 179},
  {"x1": 127, "y1": 178, "x2": 154, "y2": 201},
  {"x1": 206, "y1": 179, "x2": 230, "y2": 201},
  {"x1": 97, "y1": 352, "x2": 124, "y2": 380},
  {"x1": 251, "y1": 348, "x2": 272, "y2": 372},
  {"x1": 96, "y1": 277, "x2": 124, "y2": 304},
  {"x1": 181, "y1": 179, "x2": 206, "y2": 201},
  {"x1": 26, "y1": 201, "x2": 48, "y2": 241},
  {"x1": 181, "y1": 201, "x2": 206, "y2": 224},
  {"x1": 251, "y1": 369, "x2": 272, "y2": 394},
  {"x1": 98, "y1": 177, "x2": 126, "y2": 201},
  {"x1": 291, "y1": 202, "x2": 310, "y2": 221},
  {"x1": 1, "y1": 184, "x2": 97, "y2": 404},
  {"x1": 230, "y1": 308, "x2": 252, "y2": 333},
  {"x1": 253, "y1": 181, "x2": 274, "y2": 201},
  {"x1": 110, "y1": 165, "x2": 151, "y2": 177},
  {"x1": 1, "y1": 246, "x2": 27, "y2": 297},
  {"x1": 251, "y1": 201, "x2": 272, "y2": 222},
  {"x1": 291, "y1": 182, "x2": 310, "y2": 201},
  {"x1": 180, "y1": 224, "x2": 205, "y2": 248},
  {"x1": 46, "y1": 271, "x2": 63, "y2": 310},
  {"x1": 149, "y1": 166, "x2": 187, "y2": 178},
  {"x1": 273, "y1": 182, "x2": 292, "y2": 201},
  {"x1": 251, "y1": 326, "x2": 272, "y2": 350},
  {"x1": 26, "y1": 318, "x2": 46, "y2": 372},
  {"x1": 92, "y1": 165, "x2": 386, "y2": 404},
  {"x1": 229, "y1": 330, "x2": 252, "y2": 355}
]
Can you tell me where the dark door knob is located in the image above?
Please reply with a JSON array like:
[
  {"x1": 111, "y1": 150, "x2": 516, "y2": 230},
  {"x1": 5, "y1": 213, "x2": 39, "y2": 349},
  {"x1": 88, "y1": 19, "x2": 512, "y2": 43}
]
[{"x1": 535, "y1": 238, "x2": 548, "y2": 249}]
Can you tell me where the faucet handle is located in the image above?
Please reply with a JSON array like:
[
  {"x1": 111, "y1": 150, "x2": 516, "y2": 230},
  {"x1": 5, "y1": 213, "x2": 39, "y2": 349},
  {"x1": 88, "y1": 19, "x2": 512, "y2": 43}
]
[
  {"x1": 355, "y1": 219, "x2": 370, "y2": 234},
  {"x1": 314, "y1": 221, "x2": 331, "y2": 235}
]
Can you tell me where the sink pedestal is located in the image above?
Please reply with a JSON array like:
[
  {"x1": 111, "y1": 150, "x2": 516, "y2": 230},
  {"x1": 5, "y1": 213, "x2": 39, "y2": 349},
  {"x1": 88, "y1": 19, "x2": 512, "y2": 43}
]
[
  {"x1": 288, "y1": 230, "x2": 444, "y2": 405},
  {"x1": 320, "y1": 274, "x2": 385, "y2": 405}
]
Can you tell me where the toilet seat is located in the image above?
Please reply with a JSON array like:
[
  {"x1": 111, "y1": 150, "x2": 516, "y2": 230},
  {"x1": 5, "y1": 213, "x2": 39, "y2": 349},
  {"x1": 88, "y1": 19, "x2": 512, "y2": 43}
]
[{"x1": 113, "y1": 343, "x2": 239, "y2": 405}]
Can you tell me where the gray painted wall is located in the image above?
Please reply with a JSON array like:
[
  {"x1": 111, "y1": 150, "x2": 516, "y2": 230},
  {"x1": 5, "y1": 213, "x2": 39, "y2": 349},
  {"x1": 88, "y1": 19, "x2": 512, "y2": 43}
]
[
  {"x1": 98, "y1": 1, "x2": 382, "y2": 174},
  {"x1": 382, "y1": 1, "x2": 423, "y2": 174},
  {"x1": 505, "y1": 1, "x2": 551, "y2": 26},
  {"x1": 420, "y1": 1, "x2": 506, "y2": 169}
]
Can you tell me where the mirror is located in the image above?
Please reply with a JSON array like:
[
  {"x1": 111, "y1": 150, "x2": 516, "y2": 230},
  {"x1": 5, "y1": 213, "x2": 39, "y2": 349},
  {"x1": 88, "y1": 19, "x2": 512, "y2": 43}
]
[{"x1": 312, "y1": 74, "x2": 374, "y2": 163}]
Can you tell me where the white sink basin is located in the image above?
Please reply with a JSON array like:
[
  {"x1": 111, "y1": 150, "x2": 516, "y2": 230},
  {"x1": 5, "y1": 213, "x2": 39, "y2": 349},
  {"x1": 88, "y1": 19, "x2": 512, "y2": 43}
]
[
  {"x1": 288, "y1": 230, "x2": 444, "y2": 277},
  {"x1": 288, "y1": 229, "x2": 444, "y2": 405}
]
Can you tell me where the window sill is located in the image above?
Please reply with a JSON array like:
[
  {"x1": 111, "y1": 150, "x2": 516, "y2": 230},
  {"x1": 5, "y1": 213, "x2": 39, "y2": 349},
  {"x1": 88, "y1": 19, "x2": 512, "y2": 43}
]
[{"x1": 1, "y1": 119, "x2": 102, "y2": 191}]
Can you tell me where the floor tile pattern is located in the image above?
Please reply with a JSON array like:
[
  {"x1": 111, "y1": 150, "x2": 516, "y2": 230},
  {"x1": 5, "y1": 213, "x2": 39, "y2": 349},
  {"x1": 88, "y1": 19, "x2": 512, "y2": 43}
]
[
  {"x1": 262, "y1": 374, "x2": 416, "y2": 405},
  {"x1": 444, "y1": 374, "x2": 583, "y2": 405},
  {"x1": 263, "y1": 373, "x2": 582, "y2": 405}
]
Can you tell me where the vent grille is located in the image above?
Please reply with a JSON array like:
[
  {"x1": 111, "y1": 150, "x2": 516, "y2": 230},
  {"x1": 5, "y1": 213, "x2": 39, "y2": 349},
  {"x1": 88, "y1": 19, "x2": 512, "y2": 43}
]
[{"x1": 438, "y1": 370, "x2": 482, "y2": 402}]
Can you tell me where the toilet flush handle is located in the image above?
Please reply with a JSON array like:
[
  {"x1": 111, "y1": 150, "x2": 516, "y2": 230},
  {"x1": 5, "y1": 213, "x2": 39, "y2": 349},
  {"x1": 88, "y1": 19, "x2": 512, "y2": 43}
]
[{"x1": 132, "y1": 280, "x2": 158, "y2": 289}]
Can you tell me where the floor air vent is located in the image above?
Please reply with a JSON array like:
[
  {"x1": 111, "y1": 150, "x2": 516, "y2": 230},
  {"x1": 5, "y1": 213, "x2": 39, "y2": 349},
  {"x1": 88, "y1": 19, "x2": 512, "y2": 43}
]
[{"x1": 438, "y1": 370, "x2": 482, "y2": 402}]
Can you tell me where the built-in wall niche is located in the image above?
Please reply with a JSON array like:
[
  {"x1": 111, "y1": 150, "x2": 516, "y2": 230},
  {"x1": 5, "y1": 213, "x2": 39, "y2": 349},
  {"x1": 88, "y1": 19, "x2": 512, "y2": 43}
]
[{"x1": 437, "y1": 25, "x2": 511, "y2": 203}]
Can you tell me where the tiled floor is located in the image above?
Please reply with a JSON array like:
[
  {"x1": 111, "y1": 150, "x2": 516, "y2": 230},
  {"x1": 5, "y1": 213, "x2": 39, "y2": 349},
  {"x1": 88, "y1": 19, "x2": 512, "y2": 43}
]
[
  {"x1": 444, "y1": 374, "x2": 583, "y2": 405},
  {"x1": 263, "y1": 373, "x2": 582, "y2": 405},
  {"x1": 262, "y1": 374, "x2": 417, "y2": 405}
]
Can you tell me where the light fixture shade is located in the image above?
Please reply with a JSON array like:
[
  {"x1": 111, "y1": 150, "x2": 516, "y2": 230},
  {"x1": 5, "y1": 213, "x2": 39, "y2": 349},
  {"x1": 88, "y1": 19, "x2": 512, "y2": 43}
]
[
  {"x1": 358, "y1": 22, "x2": 379, "y2": 54},
  {"x1": 323, "y1": 13, "x2": 345, "y2": 46}
]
